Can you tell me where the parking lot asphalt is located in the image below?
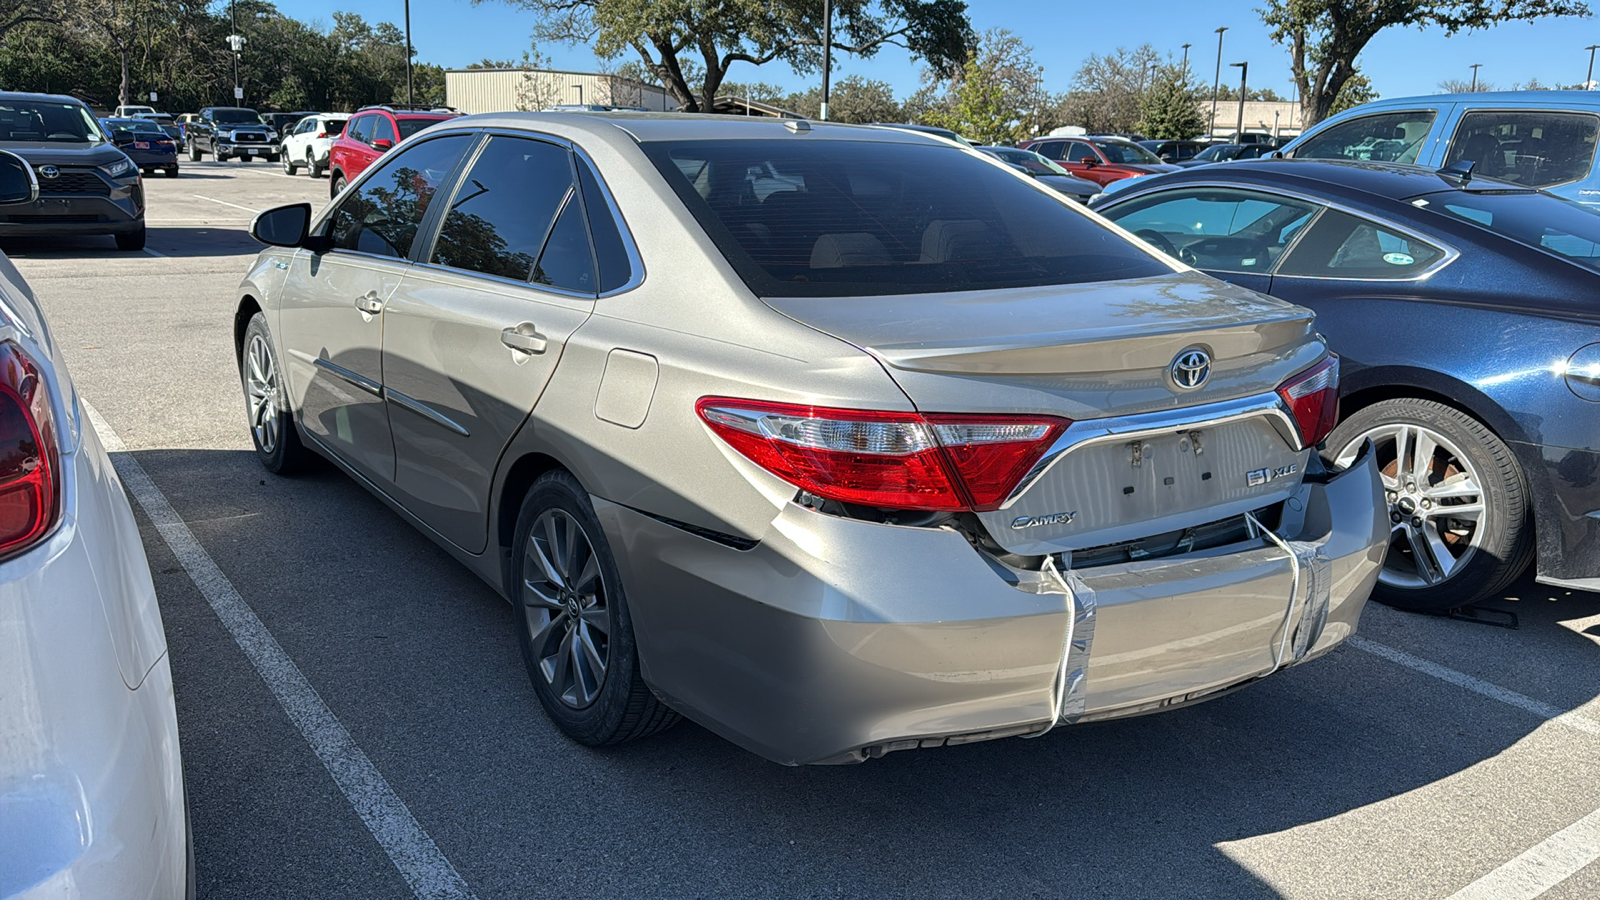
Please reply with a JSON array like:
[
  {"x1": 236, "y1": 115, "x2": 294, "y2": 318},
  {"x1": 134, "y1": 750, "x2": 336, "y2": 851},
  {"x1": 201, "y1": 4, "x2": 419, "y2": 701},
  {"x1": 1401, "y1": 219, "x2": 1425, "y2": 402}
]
[{"x1": 9, "y1": 158, "x2": 1600, "y2": 899}]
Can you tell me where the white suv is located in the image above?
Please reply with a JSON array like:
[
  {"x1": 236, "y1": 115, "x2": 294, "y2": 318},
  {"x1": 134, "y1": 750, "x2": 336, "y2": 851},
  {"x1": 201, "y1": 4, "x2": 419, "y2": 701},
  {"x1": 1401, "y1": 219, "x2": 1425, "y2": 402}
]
[{"x1": 280, "y1": 112, "x2": 348, "y2": 178}]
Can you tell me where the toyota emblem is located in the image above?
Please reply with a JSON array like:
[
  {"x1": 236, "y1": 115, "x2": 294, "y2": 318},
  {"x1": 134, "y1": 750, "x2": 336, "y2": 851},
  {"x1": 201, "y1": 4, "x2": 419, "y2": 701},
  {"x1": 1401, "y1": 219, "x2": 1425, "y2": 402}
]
[
  {"x1": 1170, "y1": 347, "x2": 1211, "y2": 390},
  {"x1": 37, "y1": 165, "x2": 58, "y2": 180}
]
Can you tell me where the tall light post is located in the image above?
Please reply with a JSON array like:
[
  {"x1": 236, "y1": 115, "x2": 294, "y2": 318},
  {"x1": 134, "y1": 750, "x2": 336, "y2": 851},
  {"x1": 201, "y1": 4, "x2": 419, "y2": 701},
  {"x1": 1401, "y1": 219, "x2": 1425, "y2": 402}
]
[
  {"x1": 1230, "y1": 61, "x2": 1248, "y2": 142},
  {"x1": 1470, "y1": 63, "x2": 1482, "y2": 91},
  {"x1": 1586, "y1": 45, "x2": 1599, "y2": 89},
  {"x1": 227, "y1": 0, "x2": 243, "y2": 102},
  {"x1": 1210, "y1": 27, "x2": 1228, "y2": 138},
  {"x1": 820, "y1": 0, "x2": 833, "y2": 120},
  {"x1": 1180, "y1": 42, "x2": 1192, "y2": 79},
  {"x1": 404, "y1": 0, "x2": 414, "y2": 105}
]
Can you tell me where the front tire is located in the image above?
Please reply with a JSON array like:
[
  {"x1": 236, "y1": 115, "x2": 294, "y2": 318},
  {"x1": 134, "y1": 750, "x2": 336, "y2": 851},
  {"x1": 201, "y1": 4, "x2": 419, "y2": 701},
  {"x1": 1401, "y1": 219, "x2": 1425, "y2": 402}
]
[
  {"x1": 330, "y1": 172, "x2": 346, "y2": 198},
  {"x1": 188, "y1": 144, "x2": 202, "y2": 162},
  {"x1": 282, "y1": 153, "x2": 298, "y2": 175},
  {"x1": 240, "y1": 313, "x2": 315, "y2": 475},
  {"x1": 114, "y1": 225, "x2": 145, "y2": 251},
  {"x1": 1329, "y1": 398, "x2": 1533, "y2": 611},
  {"x1": 511, "y1": 471, "x2": 678, "y2": 747}
]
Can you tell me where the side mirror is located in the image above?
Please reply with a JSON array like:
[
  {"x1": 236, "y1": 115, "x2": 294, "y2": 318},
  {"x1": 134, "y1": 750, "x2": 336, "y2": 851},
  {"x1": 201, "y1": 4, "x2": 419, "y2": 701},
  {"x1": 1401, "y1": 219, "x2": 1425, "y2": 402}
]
[
  {"x1": 251, "y1": 202, "x2": 312, "y2": 248},
  {"x1": 0, "y1": 150, "x2": 38, "y2": 206},
  {"x1": 371, "y1": 138, "x2": 393, "y2": 152}
]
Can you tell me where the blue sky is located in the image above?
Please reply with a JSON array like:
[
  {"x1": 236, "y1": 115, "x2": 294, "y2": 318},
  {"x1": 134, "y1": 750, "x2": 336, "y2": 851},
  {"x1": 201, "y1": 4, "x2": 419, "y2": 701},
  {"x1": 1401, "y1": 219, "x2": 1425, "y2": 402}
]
[{"x1": 272, "y1": 0, "x2": 1600, "y2": 99}]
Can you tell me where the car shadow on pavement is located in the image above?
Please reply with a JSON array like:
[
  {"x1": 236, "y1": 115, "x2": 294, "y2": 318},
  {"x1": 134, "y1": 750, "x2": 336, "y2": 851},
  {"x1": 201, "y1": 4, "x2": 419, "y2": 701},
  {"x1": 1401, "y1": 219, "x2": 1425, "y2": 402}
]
[
  {"x1": 2, "y1": 227, "x2": 259, "y2": 259},
  {"x1": 122, "y1": 446, "x2": 1600, "y2": 899}
]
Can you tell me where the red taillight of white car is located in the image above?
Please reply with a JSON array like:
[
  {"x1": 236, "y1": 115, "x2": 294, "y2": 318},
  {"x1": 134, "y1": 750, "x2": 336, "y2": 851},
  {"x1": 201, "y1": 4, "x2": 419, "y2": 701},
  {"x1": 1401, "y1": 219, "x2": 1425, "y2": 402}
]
[
  {"x1": 1276, "y1": 355, "x2": 1340, "y2": 448},
  {"x1": 696, "y1": 397, "x2": 1068, "y2": 512},
  {"x1": 0, "y1": 341, "x2": 59, "y2": 559}
]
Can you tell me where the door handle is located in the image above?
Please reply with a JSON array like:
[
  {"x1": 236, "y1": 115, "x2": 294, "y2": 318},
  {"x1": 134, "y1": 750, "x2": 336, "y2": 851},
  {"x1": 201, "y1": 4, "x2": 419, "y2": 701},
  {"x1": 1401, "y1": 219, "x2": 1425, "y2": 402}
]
[
  {"x1": 501, "y1": 325, "x2": 548, "y2": 354},
  {"x1": 354, "y1": 292, "x2": 384, "y2": 315}
]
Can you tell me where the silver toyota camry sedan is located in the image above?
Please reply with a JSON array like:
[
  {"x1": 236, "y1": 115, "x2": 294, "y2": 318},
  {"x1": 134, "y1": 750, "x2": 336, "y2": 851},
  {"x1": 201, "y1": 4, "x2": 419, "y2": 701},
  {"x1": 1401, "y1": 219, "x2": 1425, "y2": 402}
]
[{"x1": 236, "y1": 113, "x2": 1386, "y2": 765}]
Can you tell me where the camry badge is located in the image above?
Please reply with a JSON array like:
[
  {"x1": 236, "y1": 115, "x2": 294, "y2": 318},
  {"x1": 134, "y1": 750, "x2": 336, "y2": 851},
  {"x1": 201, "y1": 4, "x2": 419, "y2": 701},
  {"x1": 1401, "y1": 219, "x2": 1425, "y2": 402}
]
[
  {"x1": 1012, "y1": 511, "x2": 1077, "y2": 529},
  {"x1": 37, "y1": 165, "x2": 58, "y2": 180},
  {"x1": 1170, "y1": 347, "x2": 1210, "y2": 390}
]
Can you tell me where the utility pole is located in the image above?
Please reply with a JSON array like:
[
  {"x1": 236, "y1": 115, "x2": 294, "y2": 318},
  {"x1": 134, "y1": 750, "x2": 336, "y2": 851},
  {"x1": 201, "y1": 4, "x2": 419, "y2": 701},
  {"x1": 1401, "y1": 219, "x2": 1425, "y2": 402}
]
[
  {"x1": 1210, "y1": 27, "x2": 1228, "y2": 138},
  {"x1": 1230, "y1": 61, "x2": 1248, "y2": 142},
  {"x1": 404, "y1": 0, "x2": 415, "y2": 105},
  {"x1": 1587, "y1": 45, "x2": 1598, "y2": 89},
  {"x1": 1470, "y1": 63, "x2": 1482, "y2": 91},
  {"x1": 820, "y1": 0, "x2": 832, "y2": 121}
]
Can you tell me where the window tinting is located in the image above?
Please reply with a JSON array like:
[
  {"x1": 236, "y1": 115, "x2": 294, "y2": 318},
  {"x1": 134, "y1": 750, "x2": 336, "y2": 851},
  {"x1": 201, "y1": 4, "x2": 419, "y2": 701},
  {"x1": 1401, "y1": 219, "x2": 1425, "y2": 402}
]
[
  {"x1": 1276, "y1": 209, "x2": 1443, "y2": 278},
  {"x1": 372, "y1": 116, "x2": 396, "y2": 145},
  {"x1": 347, "y1": 115, "x2": 373, "y2": 144},
  {"x1": 1423, "y1": 190, "x2": 1600, "y2": 272},
  {"x1": 1096, "y1": 141, "x2": 1162, "y2": 164},
  {"x1": 325, "y1": 133, "x2": 471, "y2": 259},
  {"x1": 1444, "y1": 110, "x2": 1599, "y2": 188},
  {"x1": 577, "y1": 156, "x2": 634, "y2": 292},
  {"x1": 431, "y1": 135, "x2": 576, "y2": 283},
  {"x1": 398, "y1": 118, "x2": 445, "y2": 140},
  {"x1": 1065, "y1": 142, "x2": 1098, "y2": 163},
  {"x1": 533, "y1": 198, "x2": 597, "y2": 291},
  {"x1": 1103, "y1": 188, "x2": 1319, "y2": 273},
  {"x1": 1032, "y1": 141, "x2": 1065, "y2": 160},
  {"x1": 1292, "y1": 110, "x2": 1437, "y2": 164},
  {"x1": 642, "y1": 138, "x2": 1167, "y2": 298}
]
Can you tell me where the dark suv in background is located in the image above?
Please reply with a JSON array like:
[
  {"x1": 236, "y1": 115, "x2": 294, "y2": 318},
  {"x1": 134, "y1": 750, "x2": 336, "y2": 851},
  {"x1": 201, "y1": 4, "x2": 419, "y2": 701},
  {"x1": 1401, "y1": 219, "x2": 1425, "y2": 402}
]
[
  {"x1": 187, "y1": 107, "x2": 278, "y2": 162},
  {"x1": 0, "y1": 92, "x2": 145, "y2": 250}
]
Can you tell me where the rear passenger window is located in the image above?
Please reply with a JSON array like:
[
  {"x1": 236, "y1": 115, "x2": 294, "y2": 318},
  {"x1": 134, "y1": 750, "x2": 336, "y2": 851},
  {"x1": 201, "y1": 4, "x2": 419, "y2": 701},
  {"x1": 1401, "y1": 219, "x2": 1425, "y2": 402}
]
[
  {"x1": 1102, "y1": 188, "x2": 1319, "y2": 273},
  {"x1": 325, "y1": 134, "x2": 471, "y2": 259},
  {"x1": 1444, "y1": 110, "x2": 1599, "y2": 188},
  {"x1": 1276, "y1": 210, "x2": 1444, "y2": 279},
  {"x1": 1065, "y1": 142, "x2": 1098, "y2": 163},
  {"x1": 431, "y1": 135, "x2": 596, "y2": 291},
  {"x1": 1292, "y1": 111, "x2": 1437, "y2": 164},
  {"x1": 1032, "y1": 141, "x2": 1065, "y2": 160},
  {"x1": 577, "y1": 157, "x2": 634, "y2": 293}
]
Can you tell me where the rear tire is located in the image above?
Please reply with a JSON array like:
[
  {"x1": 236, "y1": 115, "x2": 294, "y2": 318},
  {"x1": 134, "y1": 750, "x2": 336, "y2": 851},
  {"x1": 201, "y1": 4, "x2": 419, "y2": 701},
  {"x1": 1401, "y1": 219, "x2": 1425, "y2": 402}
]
[
  {"x1": 1329, "y1": 398, "x2": 1533, "y2": 611},
  {"x1": 114, "y1": 225, "x2": 145, "y2": 251},
  {"x1": 308, "y1": 151, "x2": 323, "y2": 178},
  {"x1": 164, "y1": 166, "x2": 178, "y2": 178},
  {"x1": 240, "y1": 313, "x2": 316, "y2": 475},
  {"x1": 511, "y1": 470, "x2": 678, "y2": 747}
]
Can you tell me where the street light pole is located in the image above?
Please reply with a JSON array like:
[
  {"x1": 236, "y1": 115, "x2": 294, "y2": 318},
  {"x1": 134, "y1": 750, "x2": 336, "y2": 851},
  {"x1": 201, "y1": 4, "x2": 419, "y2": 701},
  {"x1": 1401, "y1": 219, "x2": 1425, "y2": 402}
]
[
  {"x1": 820, "y1": 0, "x2": 832, "y2": 121},
  {"x1": 1210, "y1": 27, "x2": 1228, "y2": 139},
  {"x1": 404, "y1": 0, "x2": 414, "y2": 105},
  {"x1": 1587, "y1": 45, "x2": 1599, "y2": 89},
  {"x1": 1181, "y1": 43, "x2": 1192, "y2": 79},
  {"x1": 1230, "y1": 61, "x2": 1248, "y2": 142},
  {"x1": 1470, "y1": 63, "x2": 1482, "y2": 91}
]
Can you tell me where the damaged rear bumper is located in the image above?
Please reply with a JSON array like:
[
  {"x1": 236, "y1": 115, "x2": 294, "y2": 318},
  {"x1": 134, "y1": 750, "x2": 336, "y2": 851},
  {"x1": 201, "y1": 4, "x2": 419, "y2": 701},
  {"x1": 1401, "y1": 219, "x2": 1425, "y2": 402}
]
[{"x1": 596, "y1": 446, "x2": 1385, "y2": 765}]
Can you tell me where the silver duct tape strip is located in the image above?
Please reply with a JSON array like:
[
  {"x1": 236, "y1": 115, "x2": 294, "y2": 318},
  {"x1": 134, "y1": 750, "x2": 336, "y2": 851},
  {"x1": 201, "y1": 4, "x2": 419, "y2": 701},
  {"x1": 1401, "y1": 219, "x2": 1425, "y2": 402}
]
[{"x1": 1056, "y1": 570, "x2": 1098, "y2": 724}]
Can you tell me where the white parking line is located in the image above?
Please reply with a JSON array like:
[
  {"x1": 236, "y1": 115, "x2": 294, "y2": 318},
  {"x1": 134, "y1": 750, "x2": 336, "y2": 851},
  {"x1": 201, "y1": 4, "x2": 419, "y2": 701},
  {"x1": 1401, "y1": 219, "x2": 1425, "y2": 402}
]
[
  {"x1": 192, "y1": 193, "x2": 258, "y2": 213},
  {"x1": 141, "y1": 248, "x2": 166, "y2": 259},
  {"x1": 1347, "y1": 635, "x2": 1600, "y2": 738},
  {"x1": 81, "y1": 399, "x2": 476, "y2": 900},
  {"x1": 1447, "y1": 807, "x2": 1600, "y2": 900}
]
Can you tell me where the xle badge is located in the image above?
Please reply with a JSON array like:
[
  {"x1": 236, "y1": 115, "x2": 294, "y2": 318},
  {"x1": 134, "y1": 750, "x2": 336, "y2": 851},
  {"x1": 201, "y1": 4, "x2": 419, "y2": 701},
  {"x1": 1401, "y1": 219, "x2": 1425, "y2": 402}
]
[
  {"x1": 1246, "y1": 464, "x2": 1298, "y2": 487},
  {"x1": 1012, "y1": 511, "x2": 1077, "y2": 530}
]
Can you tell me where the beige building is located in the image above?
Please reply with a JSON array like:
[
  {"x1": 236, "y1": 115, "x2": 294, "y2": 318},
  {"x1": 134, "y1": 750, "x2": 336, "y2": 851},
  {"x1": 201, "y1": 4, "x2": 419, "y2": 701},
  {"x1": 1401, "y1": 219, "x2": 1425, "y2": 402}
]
[
  {"x1": 445, "y1": 68, "x2": 673, "y2": 115},
  {"x1": 1204, "y1": 100, "x2": 1304, "y2": 139}
]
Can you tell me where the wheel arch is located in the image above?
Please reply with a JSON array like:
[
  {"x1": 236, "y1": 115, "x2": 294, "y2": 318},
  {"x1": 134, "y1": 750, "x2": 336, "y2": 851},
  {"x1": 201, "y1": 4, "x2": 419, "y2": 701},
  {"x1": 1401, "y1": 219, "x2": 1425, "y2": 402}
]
[
  {"x1": 233, "y1": 294, "x2": 262, "y2": 365},
  {"x1": 494, "y1": 451, "x2": 571, "y2": 592}
]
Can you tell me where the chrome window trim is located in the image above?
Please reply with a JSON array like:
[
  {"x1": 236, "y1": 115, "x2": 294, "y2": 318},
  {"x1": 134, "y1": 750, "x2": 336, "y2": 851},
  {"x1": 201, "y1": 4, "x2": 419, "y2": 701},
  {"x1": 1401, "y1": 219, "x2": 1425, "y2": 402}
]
[
  {"x1": 1105, "y1": 181, "x2": 1461, "y2": 283},
  {"x1": 1442, "y1": 107, "x2": 1600, "y2": 191},
  {"x1": 385, "y1": 387, "x2": 471, "y2": 437},
  {"x1": 407, "y1": 258, "x2": 599, "y2": 302},
  {"x1": 1000, "y1": 390, "x2": 1307, "y2": 511},
  {"x1": 311, "y1": 357, "x2": 382, "y2": 397}
]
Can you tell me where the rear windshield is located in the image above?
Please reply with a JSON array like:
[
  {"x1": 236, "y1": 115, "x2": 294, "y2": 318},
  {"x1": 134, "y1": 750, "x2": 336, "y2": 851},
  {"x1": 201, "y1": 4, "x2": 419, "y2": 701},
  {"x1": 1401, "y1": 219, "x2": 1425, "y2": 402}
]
[
  {"x1": 326, "y1": 119, "x2": 348, "y2": 134},
  {"x1": 1419, "y1": 190, "x2": 1600, "y2": 272},
  {"x1": 398, "y1": 117, "x2": 447, "y2": 139},
  {"x1": 642, "y1": 138, "x2": 1167, "y2": 297}
]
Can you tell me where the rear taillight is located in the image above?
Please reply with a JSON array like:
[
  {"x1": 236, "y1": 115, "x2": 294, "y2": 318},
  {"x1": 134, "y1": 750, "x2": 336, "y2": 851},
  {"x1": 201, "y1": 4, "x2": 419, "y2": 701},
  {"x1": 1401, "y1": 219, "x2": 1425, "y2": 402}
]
[
  {"x1": 1276, "y1": 355, "x2": 1339, "y2": 448},
  {"x1": 316, "y1": 131, "x2": 327, "y2": 138},
  {"x1": 0, "y1": 341, "x2": 59, "y2": 559},
  {"x1": 696, "y1": 398, "x2": 1067, "y2": 512}
]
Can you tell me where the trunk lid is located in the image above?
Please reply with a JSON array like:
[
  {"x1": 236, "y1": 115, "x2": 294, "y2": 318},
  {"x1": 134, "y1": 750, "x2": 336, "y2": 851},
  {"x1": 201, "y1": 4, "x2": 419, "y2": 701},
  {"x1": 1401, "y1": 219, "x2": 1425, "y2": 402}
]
[{"x1": 763, "y1": 271, "x2": 1326, "y2": 555}]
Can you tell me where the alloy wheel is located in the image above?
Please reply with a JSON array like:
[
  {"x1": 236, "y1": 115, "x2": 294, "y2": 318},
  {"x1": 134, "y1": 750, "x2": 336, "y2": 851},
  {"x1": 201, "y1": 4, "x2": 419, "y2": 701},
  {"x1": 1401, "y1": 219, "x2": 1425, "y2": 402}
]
[
  {"x1": 522, "y1": 509, "x2": 610, "y2": 709},
  {"x1": 1334, "y1": 423, "x2": 1486, "y2": 589},
  {"x1": 244, "y1": 333, "x2": 280, "y2": 454}
]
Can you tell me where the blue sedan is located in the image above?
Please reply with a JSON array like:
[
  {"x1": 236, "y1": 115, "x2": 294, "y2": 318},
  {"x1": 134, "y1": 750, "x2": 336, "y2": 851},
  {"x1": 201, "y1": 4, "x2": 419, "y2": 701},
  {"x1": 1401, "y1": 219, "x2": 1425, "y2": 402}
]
[
  {"x1": 100, "y1": 117, "x2": 179, "y2": 177},
  {"x1": 1097, "y1": 158, "x2": 1600, "y2": 611}
]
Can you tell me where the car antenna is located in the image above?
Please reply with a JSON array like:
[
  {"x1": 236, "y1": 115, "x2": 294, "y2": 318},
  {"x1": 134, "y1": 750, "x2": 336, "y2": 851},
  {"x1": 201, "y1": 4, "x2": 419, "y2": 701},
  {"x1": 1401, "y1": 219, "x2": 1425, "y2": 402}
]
[{"x1": 1439, "y1": 158, "x2": 1475, "y2": 185}]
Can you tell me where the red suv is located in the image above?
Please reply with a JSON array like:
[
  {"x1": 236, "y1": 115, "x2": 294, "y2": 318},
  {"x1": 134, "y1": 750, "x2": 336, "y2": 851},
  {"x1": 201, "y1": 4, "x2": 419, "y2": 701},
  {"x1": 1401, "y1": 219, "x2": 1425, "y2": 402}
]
[
  {"x1": 1018, "y1": 136, "x2": 1181, "y2": 187},
  {"x1": 327, "y1": 105, "x2": 461, "y2": 197}
]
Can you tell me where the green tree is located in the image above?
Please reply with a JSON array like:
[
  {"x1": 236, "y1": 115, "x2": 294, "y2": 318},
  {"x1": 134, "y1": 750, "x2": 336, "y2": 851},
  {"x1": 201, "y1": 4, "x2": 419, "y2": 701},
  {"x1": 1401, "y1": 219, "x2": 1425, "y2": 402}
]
[
  {"x1": 1329, "y1": 71, "x2": 1377, "y2": 114},
  {"x1": 779, "y1": 75, "x2": 903, "y2": 121},
  {"x1": 919, "y1": 29, "x2": 1054, "y2": 143},
  {"x1": 476, "y1": 0, "x2": 974, "y2": 112},
  {"x1": 1262, "y1": 0, "x2": 1589, "y2": 128},
  {"x1": 1066, "y1": 44, "x2": 1161, "y2": 134},
  {"x1": 1137, "y1": 64, "x2": 1207, "y2": 139}
]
